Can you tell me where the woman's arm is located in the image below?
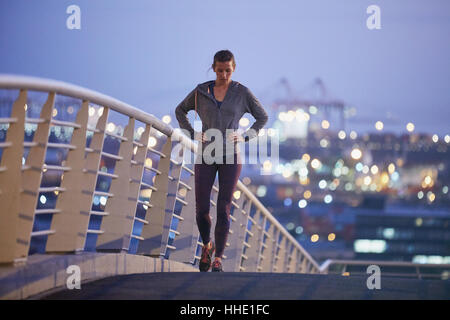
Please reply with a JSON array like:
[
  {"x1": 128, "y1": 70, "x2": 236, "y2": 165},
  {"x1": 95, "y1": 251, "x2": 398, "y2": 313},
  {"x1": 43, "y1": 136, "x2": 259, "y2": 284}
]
[
  {"x1": 243, "y1": 87, "x2": 269, "y2": 142},
  {"x1": 175, "y1": 88, "x2": 196, "y2": 140}
]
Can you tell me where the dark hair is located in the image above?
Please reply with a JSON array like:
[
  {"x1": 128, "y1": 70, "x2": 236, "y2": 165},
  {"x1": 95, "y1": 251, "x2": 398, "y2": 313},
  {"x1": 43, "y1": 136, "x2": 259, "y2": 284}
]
[{"x1": 212, "y1": 50, "x2": 236, "y2": 70}]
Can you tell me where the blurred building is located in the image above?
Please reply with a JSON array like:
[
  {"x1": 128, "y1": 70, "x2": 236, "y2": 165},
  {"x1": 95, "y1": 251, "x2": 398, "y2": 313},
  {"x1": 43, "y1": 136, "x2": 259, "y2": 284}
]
[
  {"x1": 240, "y1": 81, "x2": 450, "y2": 264},
  {"x1": 354, "y1": 205, "x2": 450, "y2": 263}
]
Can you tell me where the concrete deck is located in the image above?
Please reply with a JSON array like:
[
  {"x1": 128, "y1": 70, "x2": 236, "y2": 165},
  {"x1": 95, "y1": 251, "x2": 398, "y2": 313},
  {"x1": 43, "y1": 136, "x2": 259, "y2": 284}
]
[{"x1": 41, "y1": 272, "x2": 450, "y2": 300}]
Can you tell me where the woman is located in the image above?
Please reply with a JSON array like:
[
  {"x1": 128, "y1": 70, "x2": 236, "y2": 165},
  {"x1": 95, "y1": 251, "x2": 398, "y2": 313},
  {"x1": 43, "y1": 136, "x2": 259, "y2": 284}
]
[{"x1": 175, "y1": 50, "x2": 268, "y2": 272}]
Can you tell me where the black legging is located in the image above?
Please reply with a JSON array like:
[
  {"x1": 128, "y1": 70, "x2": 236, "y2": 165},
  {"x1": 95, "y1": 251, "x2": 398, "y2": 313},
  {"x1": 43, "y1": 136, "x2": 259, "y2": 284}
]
[{"x1": 194, "y1": 153, "x2": 242, "y2": 258}]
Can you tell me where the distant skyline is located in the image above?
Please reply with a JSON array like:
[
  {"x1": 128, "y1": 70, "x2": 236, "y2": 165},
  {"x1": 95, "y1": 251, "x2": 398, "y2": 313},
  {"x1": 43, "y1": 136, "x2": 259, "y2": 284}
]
[{"x1": 1, "y1": 0, "x2": 449, "y2": 135}]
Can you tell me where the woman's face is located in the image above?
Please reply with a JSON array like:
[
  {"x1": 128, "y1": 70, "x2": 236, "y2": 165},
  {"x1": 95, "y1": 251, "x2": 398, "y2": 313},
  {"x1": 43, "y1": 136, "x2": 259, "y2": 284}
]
[{"x1": 213, "y1": 60, "x2": 235, "y2": 84}]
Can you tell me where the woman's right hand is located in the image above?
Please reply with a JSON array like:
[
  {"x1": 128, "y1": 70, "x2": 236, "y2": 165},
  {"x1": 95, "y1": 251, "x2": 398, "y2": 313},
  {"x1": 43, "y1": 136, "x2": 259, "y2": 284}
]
[
  {"x1": 196, "y1": 132, "x2": 209, "y2": 143},
  {"x1": 201, "y1": 132, "x2": 209, "y2": 143}
]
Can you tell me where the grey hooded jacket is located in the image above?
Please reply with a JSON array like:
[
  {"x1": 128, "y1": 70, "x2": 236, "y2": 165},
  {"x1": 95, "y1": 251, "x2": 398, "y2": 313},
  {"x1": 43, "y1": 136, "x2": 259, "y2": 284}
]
[{"x1": 175, "y1": 80, "x2": 268, "y2": 157}]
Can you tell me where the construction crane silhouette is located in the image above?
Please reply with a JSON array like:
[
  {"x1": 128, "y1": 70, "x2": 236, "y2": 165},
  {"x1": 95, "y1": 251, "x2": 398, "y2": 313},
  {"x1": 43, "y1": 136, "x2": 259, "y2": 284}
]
[
  {"x1": 264, "y1": 78, "x2": 404, "y2": 131},
  {"x1": 260, "y1": 77, "x2": 347, "y2": 131}
]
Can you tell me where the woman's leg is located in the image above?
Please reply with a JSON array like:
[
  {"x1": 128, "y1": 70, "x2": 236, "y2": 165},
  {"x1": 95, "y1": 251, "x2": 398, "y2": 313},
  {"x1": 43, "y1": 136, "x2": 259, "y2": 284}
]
[
  {"x1": 215, "y1": 155, "x2": 242, "y2": 258},
  {"x1": 194, "y1": 161, "x2": 218, "y2": 246}
]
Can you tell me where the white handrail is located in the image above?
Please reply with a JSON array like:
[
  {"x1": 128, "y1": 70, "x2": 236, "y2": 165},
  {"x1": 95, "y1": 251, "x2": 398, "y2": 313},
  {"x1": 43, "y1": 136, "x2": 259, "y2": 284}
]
[{"x1": 0, "y1": 74, "x2": 173, "y2": 136}]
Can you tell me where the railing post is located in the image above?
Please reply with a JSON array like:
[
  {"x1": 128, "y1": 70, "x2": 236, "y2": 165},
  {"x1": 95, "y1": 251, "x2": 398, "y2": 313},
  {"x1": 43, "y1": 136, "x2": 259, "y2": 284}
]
[
  {"x1": 271, "y1": 229, "x2": 282, "y2": 272},
  {"x1": 46, "y1": 100, "x2": 89, "y2": 253},
  {"x1": 137, "y1": 137, "x2": 172, "y2": 256},
  {"x1": 96, "y1": 117, "x2": 135, "y2": 251},
  {"x1": 15, "y1": 92, "x2": 54, "y2": 261},
  {"x1": 0, "y1": 90, "x2": 27, "y2": 263},
  {"x1": 300, "y1": 255, "x2": 308, "y2": 273},
  {"x1": 274, "y1": 234, "x2": 287, "y2": 273},
  {"x1": 124, "y1": 123, "x2": 151, "y2": 249},
  {"x1": 286, "y1": 244, "x2": 298, "y2": 273},
  {"x1": 78, "y1": 107, "x2": 109, "y2": 250},
  {"x1": 260, "y1": 221, "x2": 275, "y2": 272},
  {"x1": 242, "y1": 209, "x2": 261, "y2": 272},
  {"x1": 222, "y1": 192, "x2": 246, "y2": 272},
  {"x1": 236, "y1": 197, "x2": 252, "y2": 271},
  {"x1": 167, "y1": 166, "x2": 197, "y2": 263},
  {"x1": 159, "y1": 151, "x2": 184, "y2": 258}
]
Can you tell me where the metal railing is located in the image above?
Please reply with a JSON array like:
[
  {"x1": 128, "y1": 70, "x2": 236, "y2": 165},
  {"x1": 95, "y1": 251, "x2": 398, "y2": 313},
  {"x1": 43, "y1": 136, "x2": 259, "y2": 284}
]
[
  {"x1": 0, "y1": 74, "x2": 320, "y2": 274},
  {"x1": 319, "y1": 259, "x2": 450, "y2": 280}
]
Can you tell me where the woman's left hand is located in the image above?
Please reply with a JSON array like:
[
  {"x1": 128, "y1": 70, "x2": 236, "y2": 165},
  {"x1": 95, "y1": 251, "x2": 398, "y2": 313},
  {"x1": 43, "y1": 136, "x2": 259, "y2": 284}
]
[{"x1": 227, "y1": 132, "x2": 245, "y2": 142}]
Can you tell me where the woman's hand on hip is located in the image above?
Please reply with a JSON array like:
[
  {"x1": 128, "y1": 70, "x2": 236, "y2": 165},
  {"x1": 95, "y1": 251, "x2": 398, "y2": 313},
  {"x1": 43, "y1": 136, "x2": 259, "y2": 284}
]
[
  {"x1": 227, "y1": 132, "x2": 245, "y2": 143},
  {"x1": 196, "y1": 132, "x2": 209, "y2": 143}
]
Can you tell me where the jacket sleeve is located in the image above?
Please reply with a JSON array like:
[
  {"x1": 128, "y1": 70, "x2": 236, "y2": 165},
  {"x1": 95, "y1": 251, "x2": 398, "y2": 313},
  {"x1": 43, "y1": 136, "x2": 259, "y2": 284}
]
[
  {"x1": 243, "y1": 87, "x2": 269, "y2": 142},
  {"x1": 175, "y1": 88, "x2": 196, "y2": 140}
]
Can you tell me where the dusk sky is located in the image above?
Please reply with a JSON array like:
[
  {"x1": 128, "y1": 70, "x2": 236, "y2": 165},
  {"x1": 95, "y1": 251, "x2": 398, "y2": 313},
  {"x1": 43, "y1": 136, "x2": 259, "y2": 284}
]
[{"x1": 1, "y1": 0, "x2": 449, "y2": 135}]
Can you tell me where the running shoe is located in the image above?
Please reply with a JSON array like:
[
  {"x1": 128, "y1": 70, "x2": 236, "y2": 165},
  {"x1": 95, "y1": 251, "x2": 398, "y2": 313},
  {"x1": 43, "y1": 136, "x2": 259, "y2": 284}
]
[
  {"x1": 199, "y1": 242, "x2": 215, "y2": 272},
  {"x1": 211, "y1": 259, "x2": 223, "y2": 272}
]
